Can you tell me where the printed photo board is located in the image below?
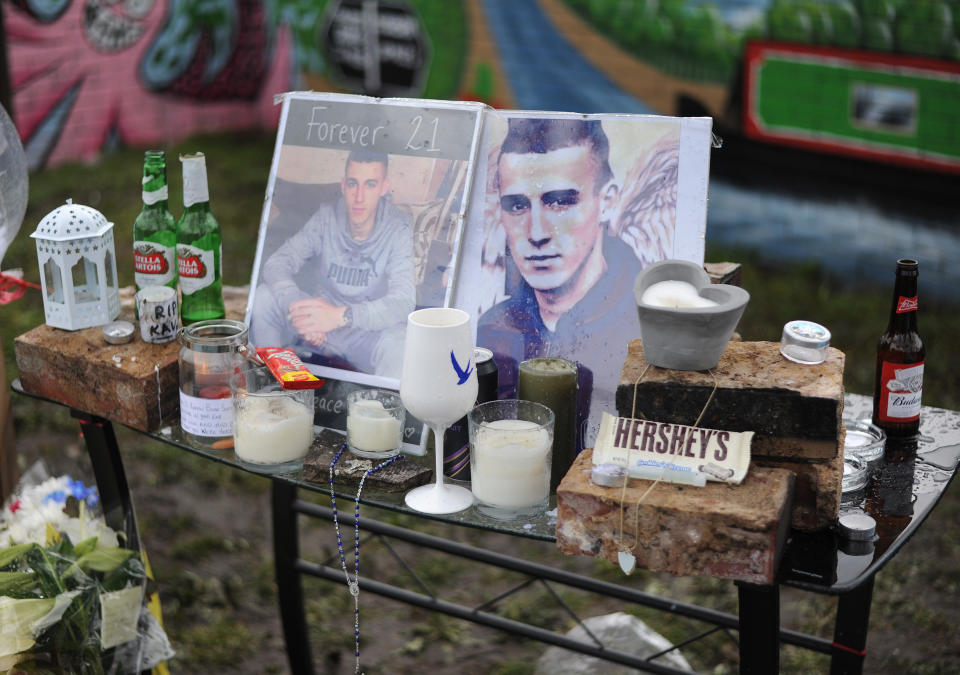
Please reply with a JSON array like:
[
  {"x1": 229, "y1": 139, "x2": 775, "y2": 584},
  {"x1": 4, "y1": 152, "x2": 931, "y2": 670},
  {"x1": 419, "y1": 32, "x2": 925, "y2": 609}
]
[
  {"x1": 246, "y1": 92, "x2": 484, "y2": 444},
  {"x1": 451, "y1": 109, "x2": 713, "y2": 448}
]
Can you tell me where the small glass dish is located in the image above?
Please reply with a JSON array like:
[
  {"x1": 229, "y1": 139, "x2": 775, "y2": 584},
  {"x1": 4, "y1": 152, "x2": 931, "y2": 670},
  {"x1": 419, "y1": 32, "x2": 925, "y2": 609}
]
[
  {"x1": 841, "y1": 455, "x2": 869, "y2": 503},
  {"x1": 843, "y1": 418, "x2": 886, "y2": 469}
]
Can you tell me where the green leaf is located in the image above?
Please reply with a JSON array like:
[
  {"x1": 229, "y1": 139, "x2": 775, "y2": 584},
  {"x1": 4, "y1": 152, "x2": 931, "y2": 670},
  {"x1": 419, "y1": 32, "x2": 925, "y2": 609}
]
[
  {"x1": 76, "y1": 547, "x2": 136, "y2": 574},
  {"x1": 72, "y1": 537, "x2": 99, "y2": 558},
  {"x1": 0, "y1": 543, "x2": 37, "y2": 569},
  {"x1": 0, "y1": 571, "x2": 38, "y2": 595}
]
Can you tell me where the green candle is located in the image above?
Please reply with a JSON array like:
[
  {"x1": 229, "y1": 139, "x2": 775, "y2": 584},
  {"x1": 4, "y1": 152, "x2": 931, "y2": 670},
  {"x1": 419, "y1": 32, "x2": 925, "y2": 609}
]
[{"x1": 517, "y1": 357, "x2": 578, "y2": 492}]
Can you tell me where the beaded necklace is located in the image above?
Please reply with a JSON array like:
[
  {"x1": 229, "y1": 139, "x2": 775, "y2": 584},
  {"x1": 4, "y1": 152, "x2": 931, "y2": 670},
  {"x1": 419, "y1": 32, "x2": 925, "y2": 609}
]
[{"x1": 329, "y1": 443, "x2": 403, "y2": 674}]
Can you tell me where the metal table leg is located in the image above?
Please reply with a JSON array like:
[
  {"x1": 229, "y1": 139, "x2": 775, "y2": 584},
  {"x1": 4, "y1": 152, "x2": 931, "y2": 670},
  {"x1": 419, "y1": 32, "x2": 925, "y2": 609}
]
[
  {"x1": 737, "y1": 582, "x2": 780, "y2": 674},
  {"x1": 830, "y1": 577, "x2": 874, "y2": 675},
  {"x1": 272, "y1": 481, "x2": 314, "y2": 675},
  {"x1": 71, "y1": 410, "x2": 139, "y2": 551}
]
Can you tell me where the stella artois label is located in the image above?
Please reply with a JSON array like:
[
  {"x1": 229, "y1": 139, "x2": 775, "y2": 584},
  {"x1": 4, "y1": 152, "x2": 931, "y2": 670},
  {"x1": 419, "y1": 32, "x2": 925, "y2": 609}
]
[
  {"x1": 177, "y1": 243, "x2": 217, "y2": 294},
  {"x1": 896, "y1": 296, "x2": 918, "y2": 313},
  {"x1": 133, "y1": 241, "x2": 175, "y2": 287},
  {"x1": 593, "y1": 413, "x2": 753, "y2": 485},
  {"x1": 877, "y1": 361, "x2": 923, "y2": 422}
]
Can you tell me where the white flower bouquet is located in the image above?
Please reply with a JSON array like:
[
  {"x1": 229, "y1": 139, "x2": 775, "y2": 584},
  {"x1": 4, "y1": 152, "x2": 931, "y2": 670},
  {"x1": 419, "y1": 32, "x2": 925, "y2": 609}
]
[{"x1": 0, "y1": 475, "x2": 173, "y2": 674}]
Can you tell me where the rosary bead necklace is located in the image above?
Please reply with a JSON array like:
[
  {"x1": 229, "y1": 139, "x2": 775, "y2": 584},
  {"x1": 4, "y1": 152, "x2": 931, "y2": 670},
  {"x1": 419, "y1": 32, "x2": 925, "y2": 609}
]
[{"x1": 329, "y1": 443, "x2": 403, "y2": 674}]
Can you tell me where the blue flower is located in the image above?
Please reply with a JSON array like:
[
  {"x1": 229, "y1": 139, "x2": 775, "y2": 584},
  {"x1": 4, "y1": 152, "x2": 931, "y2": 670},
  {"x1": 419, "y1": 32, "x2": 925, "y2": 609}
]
[{"x1": 44, "y1": 490, "x2": 66, "y2": 504}]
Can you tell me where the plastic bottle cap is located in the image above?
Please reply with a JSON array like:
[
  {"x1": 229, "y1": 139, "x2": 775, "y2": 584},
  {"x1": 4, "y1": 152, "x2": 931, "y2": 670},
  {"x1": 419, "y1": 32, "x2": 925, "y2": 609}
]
[{"x1": 780, "y1": 320, "x2": 831, "y2": 365}]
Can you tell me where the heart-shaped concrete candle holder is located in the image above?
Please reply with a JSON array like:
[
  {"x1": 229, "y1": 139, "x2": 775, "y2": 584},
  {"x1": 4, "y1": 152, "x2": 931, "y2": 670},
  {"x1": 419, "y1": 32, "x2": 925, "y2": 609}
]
[{"x1": 634, "y1": 259, "x2": 750, "y2": 371}]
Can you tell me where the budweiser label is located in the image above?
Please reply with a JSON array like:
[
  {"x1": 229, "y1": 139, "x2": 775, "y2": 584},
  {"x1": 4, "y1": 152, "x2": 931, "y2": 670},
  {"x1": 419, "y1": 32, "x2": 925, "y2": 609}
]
[
  {"x1": 877, "y1": 360, "x2": 923, "y2": 422},
  {"x1": 896, "y1": 295, "x2": 918, "y2": 313},
  {"x1": 133, "y1": 241, "x2": 175, "y2": 286},
  {"x1": 177, "y1": 243, "x2": 217, "y2": 294}
]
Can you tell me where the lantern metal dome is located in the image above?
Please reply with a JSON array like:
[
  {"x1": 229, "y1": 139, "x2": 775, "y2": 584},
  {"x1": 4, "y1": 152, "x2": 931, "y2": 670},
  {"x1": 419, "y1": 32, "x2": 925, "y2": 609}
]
[{"x1": 31, "y1": 199, "x2": 120, "y2": 330}]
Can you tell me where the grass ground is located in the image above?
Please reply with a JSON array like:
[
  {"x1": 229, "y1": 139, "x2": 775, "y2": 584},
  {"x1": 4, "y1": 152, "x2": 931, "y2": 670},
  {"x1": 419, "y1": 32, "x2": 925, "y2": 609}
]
[{"x1": 3, "y1": 132, "x2": 959, "y2": 673}]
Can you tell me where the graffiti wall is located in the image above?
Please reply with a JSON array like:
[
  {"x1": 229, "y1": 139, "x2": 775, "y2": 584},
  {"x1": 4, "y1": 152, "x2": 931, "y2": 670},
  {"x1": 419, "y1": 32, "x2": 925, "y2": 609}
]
[
  {"x1": 5, "y1": 0, "x2": 292, "y2": 168},
  {"x1": 5, "y1": 0, "x2": 959, "y2": 169}
]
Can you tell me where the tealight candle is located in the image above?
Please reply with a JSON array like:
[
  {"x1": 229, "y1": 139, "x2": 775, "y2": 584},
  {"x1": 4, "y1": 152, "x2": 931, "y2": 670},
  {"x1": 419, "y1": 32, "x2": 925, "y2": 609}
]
[
  {"x1": 469, "y1": 400, "x2": 554, "y2": 520},
  {"x1": 346, "y1": 390, "x2": 405, "y2": 459},
  {"x1": 640, "y1": 280, "x2": 718, "y2": 309}
]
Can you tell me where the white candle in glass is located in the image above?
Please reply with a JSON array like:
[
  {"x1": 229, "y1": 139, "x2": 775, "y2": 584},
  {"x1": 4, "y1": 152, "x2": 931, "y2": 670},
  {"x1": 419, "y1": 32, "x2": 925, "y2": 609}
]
[
  {"x1": 234, "y1": 394, "x2": 314, "y2": 464},
  {"x1": 472, "y1": 419, "x2": 551, "y2": 509},
  {"x1": 641, "y1": 280, "x2": 718, "y2": 308},
  {"x1": 347, "y1": 399, "x2": 402, "y2": 453}
]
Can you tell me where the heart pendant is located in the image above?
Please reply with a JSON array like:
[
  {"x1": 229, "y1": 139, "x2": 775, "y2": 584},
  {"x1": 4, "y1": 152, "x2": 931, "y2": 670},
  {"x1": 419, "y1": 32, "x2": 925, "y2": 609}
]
[{"x1": 617, "y1": 550, "x2": 636, "y2": 575}]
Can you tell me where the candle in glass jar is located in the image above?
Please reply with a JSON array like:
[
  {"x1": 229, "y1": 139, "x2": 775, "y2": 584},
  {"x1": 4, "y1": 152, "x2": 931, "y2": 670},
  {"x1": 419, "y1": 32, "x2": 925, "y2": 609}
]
[
  {"x1": 471, "y1": 419, "x2": 551, "y2": 509},
  {"x1": 518, "y1": 357, "x2": 577, "y2": 491},
  {"x1": 234, "y1": 394, "x2": 314, "y2": 465},
  {"x1": 347, "y1": 399, "x2": 402, "y2": 453},
  {"x1": 640, "y1": 280, "x2": 718, "y2": 308}
]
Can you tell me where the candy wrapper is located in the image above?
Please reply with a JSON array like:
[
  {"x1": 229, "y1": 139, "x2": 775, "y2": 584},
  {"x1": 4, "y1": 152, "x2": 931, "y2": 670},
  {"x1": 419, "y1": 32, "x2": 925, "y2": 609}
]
[{"x1": 257, "y1": 347, "x2": 325, "y2": 390}]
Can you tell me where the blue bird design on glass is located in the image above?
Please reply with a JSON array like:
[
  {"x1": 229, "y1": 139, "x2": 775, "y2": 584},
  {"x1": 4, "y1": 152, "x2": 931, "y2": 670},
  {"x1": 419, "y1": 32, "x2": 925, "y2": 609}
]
[{"x1": 451, "y1": 350, "x2": 473, "y2": 385}]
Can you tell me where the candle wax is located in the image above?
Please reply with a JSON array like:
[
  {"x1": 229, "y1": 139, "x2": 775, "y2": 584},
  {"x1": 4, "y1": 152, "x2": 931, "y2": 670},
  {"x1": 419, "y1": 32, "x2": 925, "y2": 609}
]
[
  {"x1": 472, "y1": 419, "x2": 551, "y2": 509},
  {"x1": 517, "y1": 357, "x2": 576, "y2": 492},
  {"x1": 347, "y1": 399, "x2": 402, "y2": 453},
  {"x1": 234, "y1": 394, "x2": 314, "y2": 464},
  {"x1": 641, "y1": 280, "x2": 718, "y2": 309}
]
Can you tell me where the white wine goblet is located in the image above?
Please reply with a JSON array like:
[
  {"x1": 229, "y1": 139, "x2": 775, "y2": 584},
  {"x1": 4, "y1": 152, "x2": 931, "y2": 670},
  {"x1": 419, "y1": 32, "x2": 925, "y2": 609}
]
[{"x1": 400, "y1": 308, "x2": 477, "y2": 514}]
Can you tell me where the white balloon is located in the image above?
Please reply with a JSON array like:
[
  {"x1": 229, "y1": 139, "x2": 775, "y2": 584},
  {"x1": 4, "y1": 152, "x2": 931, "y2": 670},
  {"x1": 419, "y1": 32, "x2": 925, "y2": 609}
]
[{"x1": 0, "y1": 104, "x2": 29, "y2": 268}]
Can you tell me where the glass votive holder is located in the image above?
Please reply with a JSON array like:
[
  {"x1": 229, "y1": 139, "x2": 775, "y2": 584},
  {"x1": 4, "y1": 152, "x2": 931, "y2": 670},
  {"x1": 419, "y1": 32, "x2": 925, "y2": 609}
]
[
  {"x1": 841, "y1": 455, "x2": 869, "y2": 504},
  {"x1": 346, "y1": 389, "x2": 405, "y2": 459},
  {"x1": 230, "y1": 367, "x2": 315, "y2": 473},
  {"x1": 843, "y1": 418, "x2": 886, "y2": 470},
  {"x1": 468, "y1": 399, "x2": 554, "y2": 521}
]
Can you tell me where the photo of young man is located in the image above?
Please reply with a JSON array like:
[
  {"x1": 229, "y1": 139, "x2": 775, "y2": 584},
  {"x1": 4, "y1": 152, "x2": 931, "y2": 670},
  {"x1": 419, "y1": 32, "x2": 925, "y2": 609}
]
[
  {"x1": 476, "y1": 116, "x2": 684, "y2": 446},
  {"x1": 250, "y1": 150, "x2": 415, "y2": 379}
]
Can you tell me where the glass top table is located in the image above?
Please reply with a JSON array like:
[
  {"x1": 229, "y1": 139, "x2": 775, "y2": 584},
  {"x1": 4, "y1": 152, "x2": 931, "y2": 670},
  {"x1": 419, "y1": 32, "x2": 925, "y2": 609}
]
[
  {"x1": 12, "y1": 379, "x2": 960, "y2": 674},
  {"x1": 29, "y1": 378, "x2": 954, "y2": 596}
]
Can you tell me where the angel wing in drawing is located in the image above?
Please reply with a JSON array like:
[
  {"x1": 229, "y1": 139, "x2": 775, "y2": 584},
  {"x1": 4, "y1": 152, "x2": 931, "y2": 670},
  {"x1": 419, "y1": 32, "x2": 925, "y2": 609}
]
[{"x1": 611, "y1": 139, "x2": 680, "y2": 268}]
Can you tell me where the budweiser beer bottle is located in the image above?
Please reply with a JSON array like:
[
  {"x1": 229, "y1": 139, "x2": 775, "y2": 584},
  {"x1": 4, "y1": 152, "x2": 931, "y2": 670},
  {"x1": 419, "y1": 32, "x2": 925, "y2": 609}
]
[
  {"x1": 177, "y1": 153, "x2": 225, "y2": 324},
  {"x1": 872, "y1": 259, "x2": 924, "y2": 437},
  {"x1": 133, "y1": 151, "x2": 177, "y2": 312}
]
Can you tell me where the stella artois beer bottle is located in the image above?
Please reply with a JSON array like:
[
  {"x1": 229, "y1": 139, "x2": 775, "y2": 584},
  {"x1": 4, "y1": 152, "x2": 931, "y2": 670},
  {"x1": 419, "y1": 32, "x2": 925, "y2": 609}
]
[
  {"x1": 177, "y1": 153, "x2": 225, "y2": 324},
  {"x1": 872, "y1": 259, "x2": 924, "y2": 438},
  {"x1": 133, "y1": 151, "x2": 177, "y2": 312}
]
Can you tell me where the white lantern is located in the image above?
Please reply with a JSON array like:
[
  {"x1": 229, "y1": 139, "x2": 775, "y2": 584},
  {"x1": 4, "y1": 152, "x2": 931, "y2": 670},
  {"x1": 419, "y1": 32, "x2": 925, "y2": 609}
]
[{"x1": 30, "y1": 199, "x2": 120, "y2": 330}]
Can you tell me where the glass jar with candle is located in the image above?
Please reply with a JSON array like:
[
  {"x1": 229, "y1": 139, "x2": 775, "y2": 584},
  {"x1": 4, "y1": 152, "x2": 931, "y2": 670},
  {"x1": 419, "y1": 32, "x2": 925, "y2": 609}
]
[
  {"x1": 517, "y1": 357, "x2": 577, "y2": 492},
  {"x1": 346, "y1": 389, "x2": 405, "y2": 459},
  {"x1": 468, "y1": 399, "x2": 554, "y2": 521},
  {"x1": 231, "y1": 366, "x2": 315, "y2": 473},
  {"x1": 178, "y1": 319, "x2": 249, "y2": 448}
]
